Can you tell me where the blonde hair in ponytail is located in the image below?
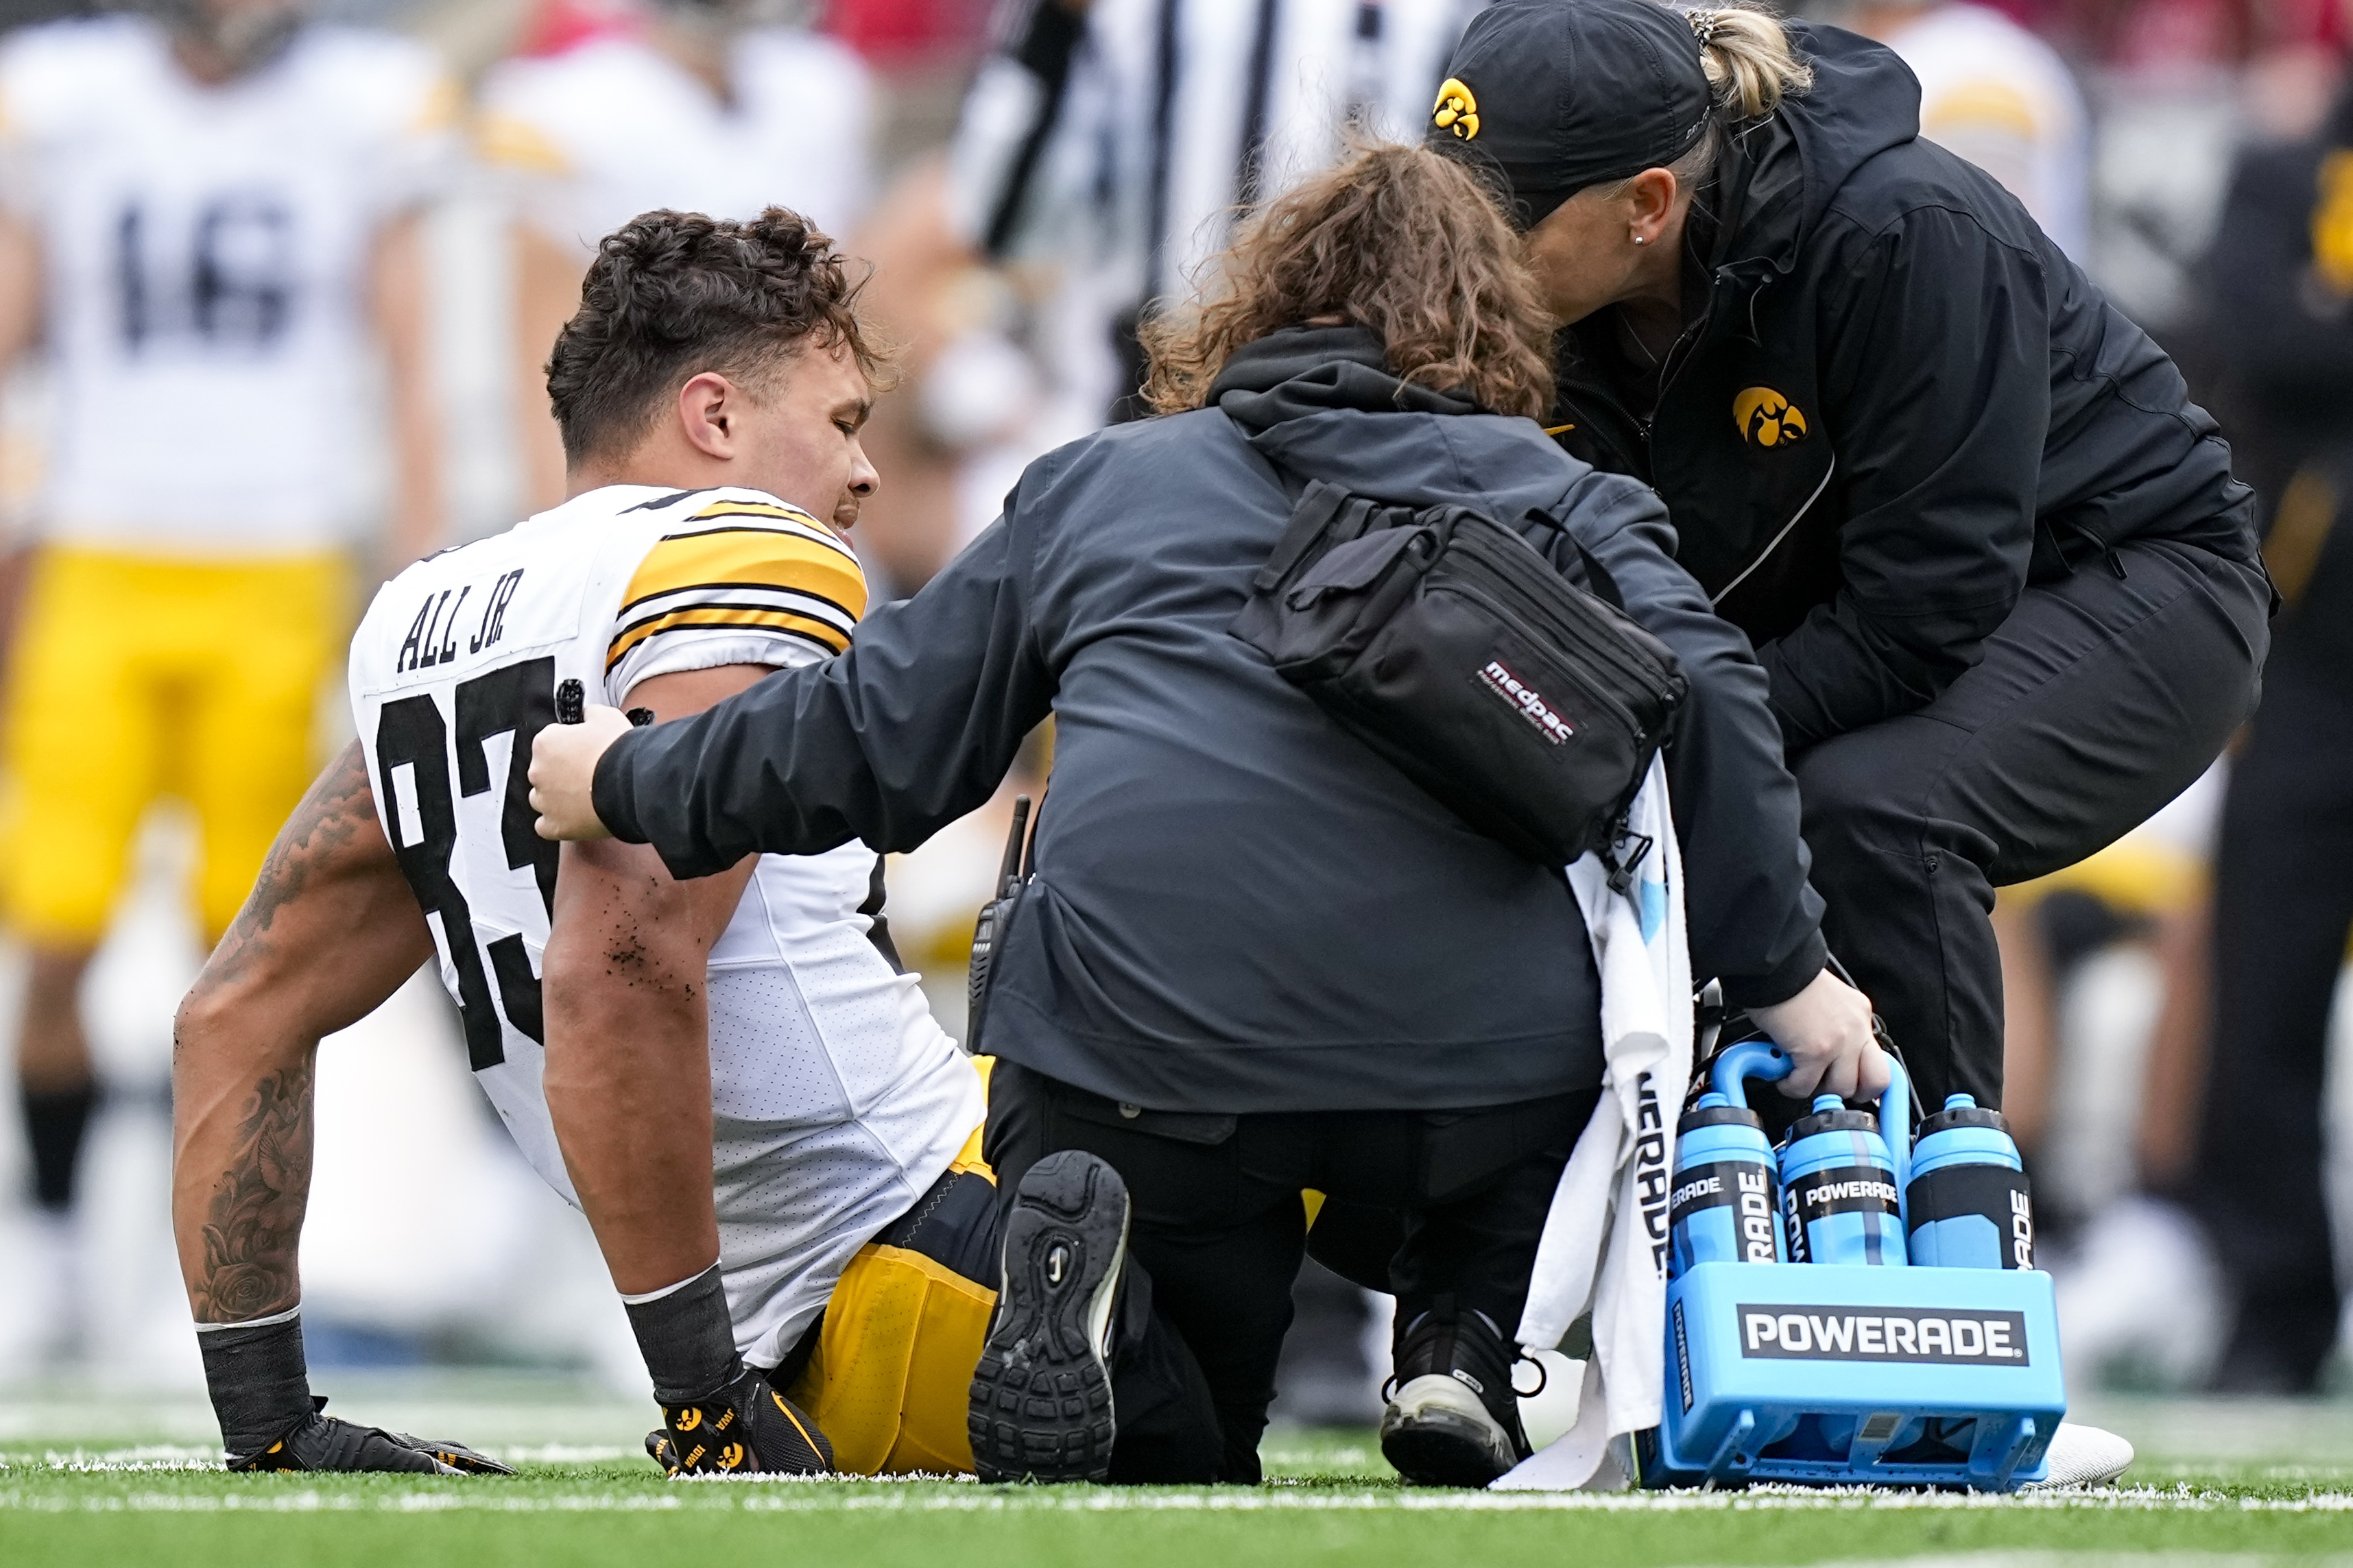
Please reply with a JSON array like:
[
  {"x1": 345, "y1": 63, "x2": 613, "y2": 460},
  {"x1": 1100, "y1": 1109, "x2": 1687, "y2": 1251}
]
[{"x1": 1682, "y1": 5, "x2": 1813, "y2": 121}]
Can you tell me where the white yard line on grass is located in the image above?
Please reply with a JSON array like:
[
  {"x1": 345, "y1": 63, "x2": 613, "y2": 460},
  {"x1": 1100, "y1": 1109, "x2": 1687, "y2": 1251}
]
[{"x1": 1, "y1": 1482, "x2": 2350, "y2": 1515}]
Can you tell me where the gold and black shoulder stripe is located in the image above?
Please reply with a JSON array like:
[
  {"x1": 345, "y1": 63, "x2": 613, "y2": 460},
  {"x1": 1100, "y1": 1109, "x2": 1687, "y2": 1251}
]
[{"x1": 607, "y1": 511, "x2": 868, "y2": 672}]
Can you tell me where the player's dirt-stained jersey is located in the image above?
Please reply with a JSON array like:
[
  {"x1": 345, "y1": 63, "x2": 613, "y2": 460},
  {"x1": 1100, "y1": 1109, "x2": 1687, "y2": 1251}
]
[
  {"x1": 475, "y1": 29, "x2": 872, "y2": 258},
  {"x1": 348, "y1": 483, "x2": 984, "y2": 1368},
  {"x1": 0, "y1": 17, "x2": 457, "y2": 552}
]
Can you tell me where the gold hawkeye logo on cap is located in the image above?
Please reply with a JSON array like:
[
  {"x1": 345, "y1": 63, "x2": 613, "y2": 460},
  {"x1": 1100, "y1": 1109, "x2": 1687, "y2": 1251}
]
[
  {"x1": 1433, "y1": 78, "x2": 1480, "y2": 141},
  {"x1": 1734, "y1": 386, "x2": 1808, "y2": 448}
]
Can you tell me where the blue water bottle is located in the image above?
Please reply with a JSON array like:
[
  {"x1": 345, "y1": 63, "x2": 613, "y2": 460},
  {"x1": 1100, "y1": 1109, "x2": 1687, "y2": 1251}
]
[
  {"x1": 1779, "y1": 1063, "x2": 1909, "y2": 1267},
  {"x1": 1904, "y1": 1094, "x2": 2035, "y2": 1269},
  {"x1": 1670, "y1": 1040, "x2": 1790, "y2": 1277}
]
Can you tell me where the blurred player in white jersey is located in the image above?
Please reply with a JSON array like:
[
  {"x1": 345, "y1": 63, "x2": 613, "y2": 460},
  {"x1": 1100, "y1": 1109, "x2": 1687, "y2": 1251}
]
[
  {"x1": 477, "y1": 0, "x2": 876, "y2": 511},
  {"x1": 0, "y1": 0, "x2": 455, "y2": 1355},
  {"x1": 1843, "y1": 0, "x2": 2090, "y2": 260},
  {"x1": 171, "y1": 208, "x2": 993, "y2": 1477}
]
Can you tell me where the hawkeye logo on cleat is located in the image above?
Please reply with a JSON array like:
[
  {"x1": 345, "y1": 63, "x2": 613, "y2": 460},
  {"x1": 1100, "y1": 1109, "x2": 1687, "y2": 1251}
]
[
  {"x1": 1738, "y1": 1303, "x2": 2031, "y2": 1365},
  {"x1": 717, "y1": 1443, "x2": 746, "y2": 1470},
  {"x1": 675, "y1": 1408, "x2": 702, "y2": 1431},
  {"x1": 1734, "y1": 387, "x2": 1808, "y2": 448}
]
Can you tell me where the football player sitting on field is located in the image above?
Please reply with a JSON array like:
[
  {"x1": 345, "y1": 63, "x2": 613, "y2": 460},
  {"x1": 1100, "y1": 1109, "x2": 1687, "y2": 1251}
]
[{"x1": 169, "y1": 208, "x2": 996, "y2": 1477}]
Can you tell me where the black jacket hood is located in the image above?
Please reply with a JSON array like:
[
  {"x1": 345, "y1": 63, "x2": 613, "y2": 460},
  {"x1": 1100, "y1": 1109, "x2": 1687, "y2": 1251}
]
[
  {"x1": 1210, "y1": 325, "x2": 1632, "y2": 530},
  {"x1": 1210, "y1": 325, "x2": 1476, "y2": 423},
  {"x1": 1705, "y1": 24, "x2": 1920, "y2": 282}
]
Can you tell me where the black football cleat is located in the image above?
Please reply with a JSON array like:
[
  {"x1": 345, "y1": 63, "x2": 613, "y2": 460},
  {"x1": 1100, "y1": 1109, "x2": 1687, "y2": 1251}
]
[
  {"x1": 1379, "y1": 1301, "x2": 1533, "y2": 1488},
  {"x1": 647, "y1": 1364, "x2": 833, "y2": 1477},
  {"x1": 968, "y1": 1149, "x2": 1130, "y2": 1482}
]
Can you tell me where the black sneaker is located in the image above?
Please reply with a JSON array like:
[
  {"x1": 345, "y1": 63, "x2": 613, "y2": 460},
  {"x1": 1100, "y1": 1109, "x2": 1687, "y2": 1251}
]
[
  {"x1": 645, "y1": 1363, "x2": 833, "y2": 1476},
  {"x1": 1378, "y1": 1301, "x2": 1532, "y2": 1487},
  {"x1": 968, "y1": 1150, "x2": 1130, "y2": 1482}
]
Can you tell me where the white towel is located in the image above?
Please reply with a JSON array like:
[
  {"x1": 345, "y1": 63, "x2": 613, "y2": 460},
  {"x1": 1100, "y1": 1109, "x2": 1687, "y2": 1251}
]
[{"x1": 1494, "y1": 755, "x2": 1692, "y2": 1492}]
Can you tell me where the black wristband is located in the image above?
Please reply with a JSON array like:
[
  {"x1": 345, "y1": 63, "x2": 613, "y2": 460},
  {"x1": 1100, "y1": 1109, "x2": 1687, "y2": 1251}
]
[
  {"x1": 623, "y1": 1264, "x2": 741, "y2": 1403},
  {"x1": 198, "y1": 1312, "x2": 314, "y2": 1457}
]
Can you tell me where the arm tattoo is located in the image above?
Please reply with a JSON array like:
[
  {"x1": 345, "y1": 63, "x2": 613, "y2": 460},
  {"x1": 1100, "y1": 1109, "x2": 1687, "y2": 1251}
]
[
  {"x1": 189, "y1": 1063, "x2": 313, "y2": 1323},
  {"x1": 178, "y1": 740, "x2": 380, "y2": 1323},
  {"x1": 201, "y1": 741, "x2": 377, "y2": 991}
]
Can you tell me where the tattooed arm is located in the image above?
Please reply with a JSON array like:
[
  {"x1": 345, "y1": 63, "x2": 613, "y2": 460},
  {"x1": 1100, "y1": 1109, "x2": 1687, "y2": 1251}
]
[{"x1": 171, "y1": 740, "x2": 434, "y2": 1325}]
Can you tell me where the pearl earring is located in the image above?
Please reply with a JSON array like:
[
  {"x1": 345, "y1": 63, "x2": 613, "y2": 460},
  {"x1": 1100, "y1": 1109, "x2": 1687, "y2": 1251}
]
[{"x1": 1632, "y1": 234, "x2": 1647, "y2": 245}]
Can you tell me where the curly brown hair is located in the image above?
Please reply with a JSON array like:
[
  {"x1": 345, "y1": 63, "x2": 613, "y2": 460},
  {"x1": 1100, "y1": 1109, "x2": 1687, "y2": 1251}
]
[
  {"x1": 1140, "y1": 142, "x2": 1557, "y2": 420},
  {"x1": 547, "y1": 206, "x2": 894, "y2": 468}
]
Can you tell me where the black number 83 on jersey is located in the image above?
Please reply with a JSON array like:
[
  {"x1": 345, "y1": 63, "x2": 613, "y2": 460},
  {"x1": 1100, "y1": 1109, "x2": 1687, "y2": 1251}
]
[{"x1": 372, "y1": 658, "x2": 560, "y2": 1072}]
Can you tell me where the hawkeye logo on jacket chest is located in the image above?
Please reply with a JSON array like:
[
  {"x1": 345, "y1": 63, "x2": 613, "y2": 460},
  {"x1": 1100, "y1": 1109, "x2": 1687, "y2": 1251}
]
[{"x1": 1734, "y1": 387, "x2": 1808, "y2": 448}]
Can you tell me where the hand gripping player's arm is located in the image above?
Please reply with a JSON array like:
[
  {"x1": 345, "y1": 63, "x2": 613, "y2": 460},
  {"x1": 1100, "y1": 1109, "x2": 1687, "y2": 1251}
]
[
  {"x1": 540, "y1": 664, "x2": 834, "y2": 1477},
  {"x1": 529, "y1": 501, "x2": 1055, "y2": 858},
  {"x1": 170, "y1": 743, "x2": 512, "y2": 1475}
]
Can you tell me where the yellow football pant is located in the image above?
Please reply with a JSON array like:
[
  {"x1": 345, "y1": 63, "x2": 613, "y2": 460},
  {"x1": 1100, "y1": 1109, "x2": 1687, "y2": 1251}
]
[
  {"x1": 0, "y1": 546, "x2": 346, "y2": 944},
  {"x1": 783, "y1": 1115, "x2": 998, "y2": 1475}
]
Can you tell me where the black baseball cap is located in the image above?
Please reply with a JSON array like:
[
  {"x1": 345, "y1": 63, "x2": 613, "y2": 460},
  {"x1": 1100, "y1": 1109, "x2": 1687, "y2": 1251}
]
[{"x1": 1429, "y1": 0, "x2": 1714, "y2": 230}]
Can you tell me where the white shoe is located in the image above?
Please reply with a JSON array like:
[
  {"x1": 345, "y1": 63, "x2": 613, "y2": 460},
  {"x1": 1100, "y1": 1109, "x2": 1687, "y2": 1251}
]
[
  {"x1": 1381, "y1": 1373, "x2": 1520, "y2": 1487},
  {"x1": 2024, "y1": 1421, "x2": 2134, "y2": 1488},
  {"x1": 2050, "y1": 1196, "x2": 2221, "y2": 1390}
]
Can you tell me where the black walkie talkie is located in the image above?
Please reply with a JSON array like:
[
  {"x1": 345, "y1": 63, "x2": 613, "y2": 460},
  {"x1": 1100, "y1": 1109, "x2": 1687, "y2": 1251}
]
[{"x1": 964, "y1": 795, "x2": 1034, "y2": 1054}]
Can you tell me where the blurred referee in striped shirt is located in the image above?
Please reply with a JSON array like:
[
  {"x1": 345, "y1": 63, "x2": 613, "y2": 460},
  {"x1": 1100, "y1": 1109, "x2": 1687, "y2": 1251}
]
[{"x1": 948, "y1": 0, "x2": 1482, "y2": 422}]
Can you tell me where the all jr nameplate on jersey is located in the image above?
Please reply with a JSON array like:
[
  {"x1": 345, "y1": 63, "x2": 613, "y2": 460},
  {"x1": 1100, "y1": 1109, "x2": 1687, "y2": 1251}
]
[{"x1": 1736, "y1": 1305, "x2": 2030, "y2": 1365}]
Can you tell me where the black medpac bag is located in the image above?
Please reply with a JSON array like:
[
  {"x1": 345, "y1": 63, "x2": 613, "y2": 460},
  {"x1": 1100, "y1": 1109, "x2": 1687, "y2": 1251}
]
[{"x1": 1231, "y1": 479, "x2": 1688, "y2": 868}]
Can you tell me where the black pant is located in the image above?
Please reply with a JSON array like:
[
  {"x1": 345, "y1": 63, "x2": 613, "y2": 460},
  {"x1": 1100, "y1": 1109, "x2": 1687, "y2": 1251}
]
[
  {"x1": 1789, "y1": 540, "x2": 2270, "y2": 1109},
  {"x1": 2183, "y1": 503, "x2": 2353, "y2": 1389},
  {"x1": 983, "y1": 1061, "x2": 1594, "y2": 1483}
]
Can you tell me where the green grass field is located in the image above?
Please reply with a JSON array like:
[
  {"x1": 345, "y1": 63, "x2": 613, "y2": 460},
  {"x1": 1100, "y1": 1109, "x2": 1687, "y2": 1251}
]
[{"x1": 5, "y1": 1384, "x2": 2352, "y2": 1567}]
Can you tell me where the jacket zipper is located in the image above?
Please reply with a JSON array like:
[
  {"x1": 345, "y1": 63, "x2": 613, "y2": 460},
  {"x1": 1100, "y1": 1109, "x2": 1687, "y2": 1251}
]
[{"x1": 1709, "y1": 455, "x2": 1837, "y2": 607}]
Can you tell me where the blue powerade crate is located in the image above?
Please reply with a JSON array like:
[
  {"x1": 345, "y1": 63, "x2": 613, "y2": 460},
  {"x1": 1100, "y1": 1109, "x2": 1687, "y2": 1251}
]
[
  {"x1": 1653, "y1": 1260, "x2": 2063, "y2": 1489},
  {"x1": 1647, "y1": 1037, "x2": 2063, "y2": 1491}
]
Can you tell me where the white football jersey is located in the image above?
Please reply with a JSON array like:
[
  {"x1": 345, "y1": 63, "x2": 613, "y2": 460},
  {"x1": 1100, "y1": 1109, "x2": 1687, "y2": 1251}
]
[
  {"x1": 348, "y1": 483, "x2": 983, "y2": 1367},
  {"x1": 477, "y1": 30, "x2": 874, "y2": 256},
  {"x1": 0, "y1": 17, "x2": 459, "y2": 552},
  {"x1": 1884, "y1": 3, "x2": 2090, "y2": 261}
]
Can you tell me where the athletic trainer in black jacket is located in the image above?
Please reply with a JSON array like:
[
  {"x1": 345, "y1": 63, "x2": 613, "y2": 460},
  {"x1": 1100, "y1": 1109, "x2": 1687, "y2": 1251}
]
[
  {"x1": 531, "y1": 147, "x2": 1849, "y2": 1484},
  {"x1": 1433, "y1": 0, "x2": 2272, "y2": 1110}
]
